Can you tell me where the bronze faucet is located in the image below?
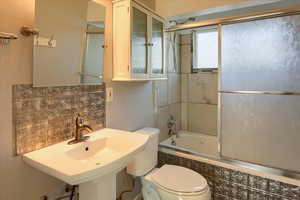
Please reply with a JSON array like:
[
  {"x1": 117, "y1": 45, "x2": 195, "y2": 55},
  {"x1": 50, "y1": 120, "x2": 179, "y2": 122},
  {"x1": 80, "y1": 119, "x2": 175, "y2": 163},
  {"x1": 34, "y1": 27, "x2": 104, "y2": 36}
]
[{"x1": 68, "y1": 114, "x2": 93, "y2": 145}]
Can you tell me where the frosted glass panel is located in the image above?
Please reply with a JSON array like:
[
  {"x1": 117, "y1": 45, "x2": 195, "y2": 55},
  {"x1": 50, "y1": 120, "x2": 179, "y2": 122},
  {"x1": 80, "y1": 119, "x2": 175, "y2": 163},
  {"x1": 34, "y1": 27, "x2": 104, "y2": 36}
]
[
  {"x1": 221, "y1": 93, "x2": 300, "y2": 172},
  {"x1": 152, "y1": 18, "x2": 163, "y2": 74},
  {"x1": 221, "y1": 15, "x2": 300, "y2": 91},
  {"x1": 194, "y1": 30, "x2": 218, "y2": 69},
  {"x1": 132, "y1": 8, "x2": 147, "y2": 74}
]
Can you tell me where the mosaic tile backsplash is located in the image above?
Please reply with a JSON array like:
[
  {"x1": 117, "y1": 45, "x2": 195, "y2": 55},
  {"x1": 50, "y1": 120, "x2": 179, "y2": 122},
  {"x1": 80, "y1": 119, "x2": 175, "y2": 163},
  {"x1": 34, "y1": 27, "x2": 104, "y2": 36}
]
[
  {"x1": 158, "y1": 152, "x2": 300, "y2": 200},
  {"x1": 13, "y1": 84, "x2": 105, "y2": 155}
]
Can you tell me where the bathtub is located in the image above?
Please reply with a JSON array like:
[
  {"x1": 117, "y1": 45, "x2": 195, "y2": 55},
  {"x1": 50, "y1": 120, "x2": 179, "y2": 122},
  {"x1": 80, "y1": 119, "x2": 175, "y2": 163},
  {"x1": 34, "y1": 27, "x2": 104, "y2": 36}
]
[
  {"x1": 159, "y1": 130, "x2": 300, "y2": 189},
  {"x1": 160, "y1": 130, "x2": 219, "y2": 158}
]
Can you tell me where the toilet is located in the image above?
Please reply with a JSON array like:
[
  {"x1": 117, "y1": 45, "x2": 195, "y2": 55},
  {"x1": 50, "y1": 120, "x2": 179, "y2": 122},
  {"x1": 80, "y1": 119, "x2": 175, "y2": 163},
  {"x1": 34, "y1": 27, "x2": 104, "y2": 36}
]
[{"x1": 127, "y1": 128, "x2": 211, "y2": 200}]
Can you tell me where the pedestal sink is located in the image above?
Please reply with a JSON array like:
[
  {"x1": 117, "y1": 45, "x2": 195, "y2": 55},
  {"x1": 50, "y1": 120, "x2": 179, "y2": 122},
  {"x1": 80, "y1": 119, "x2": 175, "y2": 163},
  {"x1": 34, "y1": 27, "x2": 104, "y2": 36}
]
[{"x1": 23, "y1": 128, "x2": 149, "y2": 200}]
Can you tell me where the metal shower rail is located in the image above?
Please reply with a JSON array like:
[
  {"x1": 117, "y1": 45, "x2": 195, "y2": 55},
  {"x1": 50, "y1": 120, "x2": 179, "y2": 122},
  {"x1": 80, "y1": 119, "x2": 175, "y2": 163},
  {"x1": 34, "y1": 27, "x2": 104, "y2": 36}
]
[{"x1": 166, "y1": 7, "x2": 300, "y2": 32}]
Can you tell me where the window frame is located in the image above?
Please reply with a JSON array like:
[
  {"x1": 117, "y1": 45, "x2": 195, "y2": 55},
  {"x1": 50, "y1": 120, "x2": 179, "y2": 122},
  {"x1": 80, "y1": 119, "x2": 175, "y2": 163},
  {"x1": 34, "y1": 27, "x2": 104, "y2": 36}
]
[{"x1": 192, "y1": 26, "x2": 219, "y2": 73}]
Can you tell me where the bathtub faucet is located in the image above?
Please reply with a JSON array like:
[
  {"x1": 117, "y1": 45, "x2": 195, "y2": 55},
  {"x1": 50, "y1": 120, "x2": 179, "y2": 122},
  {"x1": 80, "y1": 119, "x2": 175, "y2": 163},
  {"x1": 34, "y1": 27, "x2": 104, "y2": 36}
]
[{"x1": 168, "y1": 115, "x2": 178, "y2": 138}]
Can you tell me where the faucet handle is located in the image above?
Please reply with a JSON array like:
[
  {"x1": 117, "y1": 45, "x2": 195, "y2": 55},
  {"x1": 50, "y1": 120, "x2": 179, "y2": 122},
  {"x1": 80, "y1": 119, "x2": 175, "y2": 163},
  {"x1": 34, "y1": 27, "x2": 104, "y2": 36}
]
[
  {"x1": 168, "y1": 115, "x2": 176, "y2": 129},
  {"x1": 75, "y1": 114, "x2": 84, "y2": 127}
]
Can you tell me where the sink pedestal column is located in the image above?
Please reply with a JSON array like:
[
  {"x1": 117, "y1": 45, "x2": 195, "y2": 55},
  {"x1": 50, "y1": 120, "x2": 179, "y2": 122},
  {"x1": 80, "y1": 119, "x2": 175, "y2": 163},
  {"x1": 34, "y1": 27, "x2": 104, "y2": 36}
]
[{"x1": 79, "y1": 173, "x2": 116, "y2": 200}]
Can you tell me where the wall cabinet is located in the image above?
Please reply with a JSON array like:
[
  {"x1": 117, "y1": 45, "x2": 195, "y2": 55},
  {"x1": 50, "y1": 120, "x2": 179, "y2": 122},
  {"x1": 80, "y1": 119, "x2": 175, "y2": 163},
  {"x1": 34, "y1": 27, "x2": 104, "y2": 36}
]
[{"x1": 113, "y1": 0, "x2": 167, "y2": 81}]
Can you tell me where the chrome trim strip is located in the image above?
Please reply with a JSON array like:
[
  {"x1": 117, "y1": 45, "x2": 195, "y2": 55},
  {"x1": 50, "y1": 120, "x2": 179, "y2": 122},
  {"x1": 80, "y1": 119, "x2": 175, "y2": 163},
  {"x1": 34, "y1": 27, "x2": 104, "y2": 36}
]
[
  {"x1": 166, "y1": 10, "x2": 300, "y2": 32},
  {"x1": 159, "y1": 145, "x2": 300, "y2": 181},
  {"x1": 217, "y1": 25, "x2": 222, "y2": 158},
  {"x1": 219, "y1": 89, "x2": 300, "y2": 175},
  {"x1": 219, "y1": 90, "x2": 300, "y2": 95}
]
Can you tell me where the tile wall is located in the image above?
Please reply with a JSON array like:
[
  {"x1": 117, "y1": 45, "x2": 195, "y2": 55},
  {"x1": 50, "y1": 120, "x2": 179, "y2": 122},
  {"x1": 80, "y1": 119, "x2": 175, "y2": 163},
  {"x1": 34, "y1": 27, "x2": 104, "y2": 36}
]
[
  {"x1": 154, "y1": 33, "x2": 181, "y2": 141},
  {"x1": 158, "y1": 151, "x2": 300, "y2": 200},
  {"x1": 13, "y1": 84, "x2": 105, "y2": 155},
  {"x1": 180, "y1": 34, "x2": 218, "y2": 136},
  {"x1": 155, "y1": 33, "x2": 219, "y2": 139}
]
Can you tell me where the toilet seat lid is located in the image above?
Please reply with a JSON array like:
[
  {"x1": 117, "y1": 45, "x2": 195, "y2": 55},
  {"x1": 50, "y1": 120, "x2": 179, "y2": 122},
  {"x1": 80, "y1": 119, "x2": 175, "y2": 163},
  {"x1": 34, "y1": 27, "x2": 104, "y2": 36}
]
[{"x1": 152, "y1": 165, "x2": 207, "y2": 193}]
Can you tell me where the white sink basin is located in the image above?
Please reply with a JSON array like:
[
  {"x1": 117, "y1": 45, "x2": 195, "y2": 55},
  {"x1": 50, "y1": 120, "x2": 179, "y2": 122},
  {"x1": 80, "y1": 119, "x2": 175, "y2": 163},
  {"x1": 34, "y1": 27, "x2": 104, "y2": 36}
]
[{"x1": 23, "y1": 128, "x2": 149, "y2": 200}]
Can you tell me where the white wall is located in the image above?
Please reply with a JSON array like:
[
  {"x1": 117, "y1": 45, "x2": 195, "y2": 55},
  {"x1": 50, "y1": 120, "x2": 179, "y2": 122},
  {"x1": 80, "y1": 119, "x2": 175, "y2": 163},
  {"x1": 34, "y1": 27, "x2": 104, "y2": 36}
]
[
  {"x1": 0, "y1": 0, "x2": 155, "y2": 199},
  {"x1": 0, "y1": 0, "x2": 230, "y2": 199},
  {"x1": 87, "y1": 1, "x2": 106, "y2": 22},
  {"x1": 0, "y1": 0, "x2": 64, "y2": 199},
  {"x1": 139, "y1": 0, "x2": 155, "y2": 10},
  {"x1": 155, "y1": 0, "x2": 248, "y2": 17},
  {"x1": 106, "y1": 82, "x2": 155, "y2": 131}
]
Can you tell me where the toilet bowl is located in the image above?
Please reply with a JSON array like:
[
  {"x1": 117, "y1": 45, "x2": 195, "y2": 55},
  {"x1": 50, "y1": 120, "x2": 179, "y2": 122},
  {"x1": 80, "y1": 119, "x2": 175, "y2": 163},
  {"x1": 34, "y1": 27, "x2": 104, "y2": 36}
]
[
  {"x1": 142, "y1": 165, "x2": 211, "y2": 200},
  {"x1": 127, "y1": 128, "x2": 211, "y2": 200}
]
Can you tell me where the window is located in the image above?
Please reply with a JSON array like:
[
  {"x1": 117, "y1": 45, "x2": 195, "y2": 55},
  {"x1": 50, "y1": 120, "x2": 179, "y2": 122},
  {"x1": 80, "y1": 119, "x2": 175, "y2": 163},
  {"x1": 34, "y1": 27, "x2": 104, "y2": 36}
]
[{"x1": 193, "y1": 28, "x2": 219, "y2": 72}]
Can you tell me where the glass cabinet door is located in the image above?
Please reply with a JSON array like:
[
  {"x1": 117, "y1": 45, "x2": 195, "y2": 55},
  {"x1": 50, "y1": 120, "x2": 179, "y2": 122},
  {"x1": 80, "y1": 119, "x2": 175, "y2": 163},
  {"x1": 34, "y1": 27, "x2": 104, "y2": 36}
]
[
  {"x1": 151, "y1": 18, "x2": 164, "y2": 75},
  {"x1": 132, "y1": 7, "x2": 148, "y2": 74}
]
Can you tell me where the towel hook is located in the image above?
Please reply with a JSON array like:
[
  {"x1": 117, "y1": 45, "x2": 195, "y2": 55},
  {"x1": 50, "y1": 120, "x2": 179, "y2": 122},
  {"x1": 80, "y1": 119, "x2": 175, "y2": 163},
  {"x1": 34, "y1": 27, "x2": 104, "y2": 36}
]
[{"x1": 0, "y1": 32, "x2": 18, "y2": 45}]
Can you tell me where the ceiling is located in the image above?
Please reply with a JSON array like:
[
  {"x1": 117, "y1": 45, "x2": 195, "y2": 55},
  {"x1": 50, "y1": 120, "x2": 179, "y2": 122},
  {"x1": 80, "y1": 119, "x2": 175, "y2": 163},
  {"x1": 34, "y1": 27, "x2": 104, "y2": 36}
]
[{"x1": 155, "y1": 0, "x2": 251, "y2": 17}]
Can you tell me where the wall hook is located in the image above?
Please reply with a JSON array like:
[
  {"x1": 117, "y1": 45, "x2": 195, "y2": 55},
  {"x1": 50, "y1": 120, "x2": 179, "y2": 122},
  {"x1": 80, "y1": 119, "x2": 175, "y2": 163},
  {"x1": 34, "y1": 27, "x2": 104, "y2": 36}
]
[{"x1": 0, "y1": 32, "x2": 18, "y2": 45}]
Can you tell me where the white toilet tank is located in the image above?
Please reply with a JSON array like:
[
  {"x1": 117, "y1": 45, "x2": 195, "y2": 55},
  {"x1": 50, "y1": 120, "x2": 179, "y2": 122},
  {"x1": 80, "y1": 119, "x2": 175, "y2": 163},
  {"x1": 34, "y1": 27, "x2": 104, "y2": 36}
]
[{"x1": 127, "y1": 128, "x2": 160, "y2": 176}]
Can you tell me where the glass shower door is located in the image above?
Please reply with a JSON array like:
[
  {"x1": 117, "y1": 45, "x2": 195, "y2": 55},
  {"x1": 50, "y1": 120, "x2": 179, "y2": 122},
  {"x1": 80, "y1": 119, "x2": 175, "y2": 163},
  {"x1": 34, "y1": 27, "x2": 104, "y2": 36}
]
[{"x1": 220, "y1": 14, "x2": 300, "y2": 172}]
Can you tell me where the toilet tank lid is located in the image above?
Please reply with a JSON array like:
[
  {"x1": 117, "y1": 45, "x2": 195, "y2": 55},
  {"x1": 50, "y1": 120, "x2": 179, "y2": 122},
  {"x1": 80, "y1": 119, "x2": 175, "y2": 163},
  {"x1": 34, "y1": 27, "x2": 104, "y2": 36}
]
[{"x1": 152, "y1": 165, "x2": 208, "y2": 193}]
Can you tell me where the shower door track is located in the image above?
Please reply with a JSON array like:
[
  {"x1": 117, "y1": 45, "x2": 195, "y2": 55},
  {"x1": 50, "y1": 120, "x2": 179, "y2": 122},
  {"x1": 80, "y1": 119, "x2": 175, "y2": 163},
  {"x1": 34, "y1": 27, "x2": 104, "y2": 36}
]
[
  {"x1": 219, "y1": 90, "x2": 300, "y2": 95},
  {"x1": 166, "y1": 9, "x2": 300, "y2": 32}
]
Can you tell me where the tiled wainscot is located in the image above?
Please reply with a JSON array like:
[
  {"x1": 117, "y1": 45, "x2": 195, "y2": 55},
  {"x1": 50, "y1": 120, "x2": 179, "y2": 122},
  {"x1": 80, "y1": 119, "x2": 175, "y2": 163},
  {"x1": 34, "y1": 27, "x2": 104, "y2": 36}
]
[
  {"x1": 158, "y1": 151, "x2": 300, "y2": 200},
  {"x1": 13, "y1": 84, "x2": 105, "y2": 155}
]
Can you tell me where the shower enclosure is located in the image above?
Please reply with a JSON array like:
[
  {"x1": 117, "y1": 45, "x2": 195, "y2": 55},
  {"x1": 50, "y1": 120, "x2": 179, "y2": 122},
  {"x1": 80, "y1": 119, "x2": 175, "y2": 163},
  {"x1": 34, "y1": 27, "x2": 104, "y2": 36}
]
[
  {"x1": 220, "y1": 14, "x2": 300, "y2": 173},
  {"x1": 160, "y1": 12, "x2": 300, "y2": 175}
]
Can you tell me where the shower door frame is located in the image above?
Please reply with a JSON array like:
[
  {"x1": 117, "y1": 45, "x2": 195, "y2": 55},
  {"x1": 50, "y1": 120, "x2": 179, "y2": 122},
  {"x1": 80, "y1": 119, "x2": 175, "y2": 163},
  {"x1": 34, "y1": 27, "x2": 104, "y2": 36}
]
[
  {"x1": 217, "y1": 11, "x2": 300, "y2": 176},
  {"x1": 162, "y1": 9, "x2": 300, "y2": 180}
]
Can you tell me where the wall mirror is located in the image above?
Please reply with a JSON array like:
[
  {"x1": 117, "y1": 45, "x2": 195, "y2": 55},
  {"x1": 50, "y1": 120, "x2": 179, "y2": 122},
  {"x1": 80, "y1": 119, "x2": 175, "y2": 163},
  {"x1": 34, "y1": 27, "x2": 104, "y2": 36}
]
[{"x1": 33, "y1": 0, "x2": 106, "y2": 87}]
